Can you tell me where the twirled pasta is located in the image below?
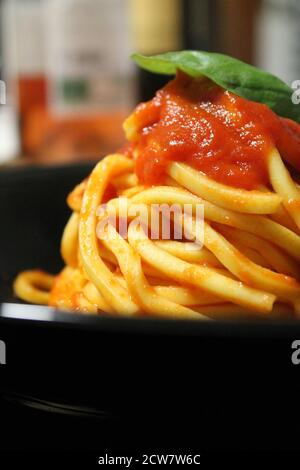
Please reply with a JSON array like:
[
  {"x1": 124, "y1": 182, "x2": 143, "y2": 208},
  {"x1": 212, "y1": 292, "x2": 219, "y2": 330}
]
[{"x1": 14, "y1": 71, "x2": 300, "y2": 320}]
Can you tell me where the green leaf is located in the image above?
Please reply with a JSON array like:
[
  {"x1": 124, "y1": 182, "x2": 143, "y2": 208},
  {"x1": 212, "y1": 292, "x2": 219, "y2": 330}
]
[{"x1": 131, "y1": 50, "x2": 300, "y2": 123}]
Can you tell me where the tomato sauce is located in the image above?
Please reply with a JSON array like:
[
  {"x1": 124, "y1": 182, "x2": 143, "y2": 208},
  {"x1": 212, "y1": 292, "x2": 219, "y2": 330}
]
[{"x1": 129, "y1": 72, "x2": 300, "y2": 190}]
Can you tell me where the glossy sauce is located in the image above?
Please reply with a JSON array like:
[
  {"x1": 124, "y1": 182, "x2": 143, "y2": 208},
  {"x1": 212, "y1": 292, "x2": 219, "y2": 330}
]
[{"x1": 129, "y1": 73, "x2": 300, "y2": 189}]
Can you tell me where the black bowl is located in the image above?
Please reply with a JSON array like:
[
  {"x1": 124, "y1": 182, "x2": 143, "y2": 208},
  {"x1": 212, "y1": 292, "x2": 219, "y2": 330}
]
[{"x1": 0, "y1": 163, "x2": 300, "y2": 451}]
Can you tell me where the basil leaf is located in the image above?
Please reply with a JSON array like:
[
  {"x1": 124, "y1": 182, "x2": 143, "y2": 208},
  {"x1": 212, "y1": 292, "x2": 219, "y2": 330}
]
[{"x1": 132, "y1": 50, "x2": 300, "y2": 123}]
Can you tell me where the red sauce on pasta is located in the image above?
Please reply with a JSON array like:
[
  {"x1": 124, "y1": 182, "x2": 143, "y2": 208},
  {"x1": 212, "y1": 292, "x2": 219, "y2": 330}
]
[{"x1": 129, "y1": 72, "x2": 300, "y2": 189}]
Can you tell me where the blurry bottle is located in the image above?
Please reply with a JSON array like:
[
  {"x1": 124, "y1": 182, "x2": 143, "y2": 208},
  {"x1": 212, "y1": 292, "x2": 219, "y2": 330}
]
[
  {"x1": 4, "y1": 0, "x2": 134, "y2": 163},
  {"x1": 129, "y1": 0, "x2": 219, "y2": 102},
  {"x1": 217, "y1": 0, "x2": 259, "y2": 65},
  {"x1": 0, "y1": 0, "x2": 20, "y2": 163},
  {"x1": 183, "y1": 0, "x2": 217, "y2": 52},
  {"x1": 2, "y1": 0, "x2": 46, "y2": 159},
  {"x1": 129, "y1": 0, "x2": 183, "y2": 102},
  {"x1": 255, "y1": 0, "x2": 300, "y2": 85},
  {"x1": 41, "y1": 0, "x2": 134, "y2": 162}
]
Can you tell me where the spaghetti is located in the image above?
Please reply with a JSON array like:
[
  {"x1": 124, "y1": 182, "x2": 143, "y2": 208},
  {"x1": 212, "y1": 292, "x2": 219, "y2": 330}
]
[{"x1": 14, "y1": 72, "x2": 300, "y2": 319}]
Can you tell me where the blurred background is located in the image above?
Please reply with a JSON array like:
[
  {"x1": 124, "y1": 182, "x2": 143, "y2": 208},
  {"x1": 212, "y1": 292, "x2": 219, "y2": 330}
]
[{"x1": 0, "y1": 0, "x2": 299, "y2": 166}]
